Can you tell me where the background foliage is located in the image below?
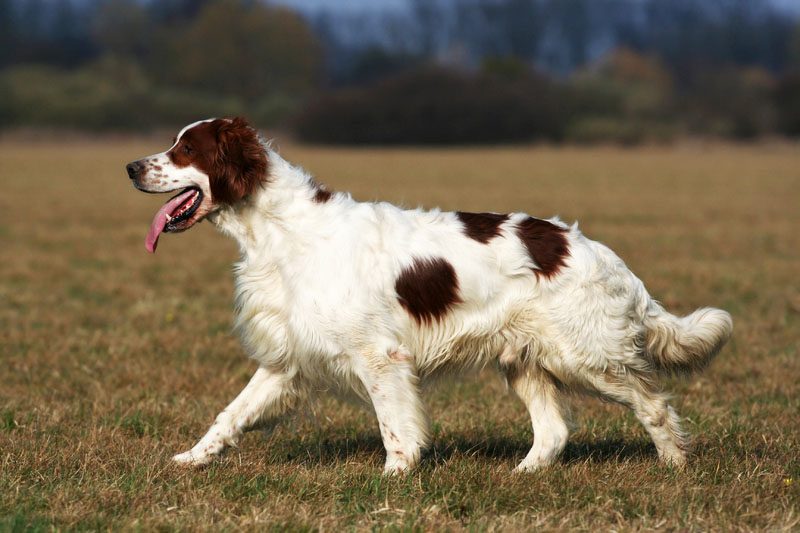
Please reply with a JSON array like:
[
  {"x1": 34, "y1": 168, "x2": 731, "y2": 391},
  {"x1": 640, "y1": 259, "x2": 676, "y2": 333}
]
[
  {"x1": 0, "y1": 0, "x2": 320, "y2": 130},
  {"x1": 1, "y1": 0, "x2": 800, "y2": 142}
]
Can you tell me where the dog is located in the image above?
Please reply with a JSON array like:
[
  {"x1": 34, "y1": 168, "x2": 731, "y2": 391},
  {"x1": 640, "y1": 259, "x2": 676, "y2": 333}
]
[{"x1": 126, "y1": 117, "x2": 732, "y2": 473}]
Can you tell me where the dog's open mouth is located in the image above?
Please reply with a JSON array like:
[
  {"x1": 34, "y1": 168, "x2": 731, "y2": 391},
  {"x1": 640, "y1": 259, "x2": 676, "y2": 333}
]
[{"x1": 145, "y1": 187, "x2": 203, "y2": 253}]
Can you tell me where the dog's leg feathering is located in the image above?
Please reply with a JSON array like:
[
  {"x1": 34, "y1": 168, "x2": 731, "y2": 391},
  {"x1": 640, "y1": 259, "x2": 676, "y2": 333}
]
[
  {"x1": 587, "y1": 370, "x2": 689, "y2": 466},
  {"x1": 172, "y1": 365, "x2": 298, "y2": 466},
  {"x1": 357, "y1": 346, "x2": 431, "y2": 475}
]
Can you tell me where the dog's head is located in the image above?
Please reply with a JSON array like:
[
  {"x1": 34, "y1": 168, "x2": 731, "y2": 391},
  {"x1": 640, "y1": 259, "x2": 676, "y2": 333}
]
[{"x1": 126, "y1": 117, "x2": 267, "y2": 252}]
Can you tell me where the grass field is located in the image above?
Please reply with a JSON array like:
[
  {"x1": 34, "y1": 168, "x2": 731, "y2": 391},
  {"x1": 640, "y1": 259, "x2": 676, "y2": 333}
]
[{"x1": 1, "y1": 137, "x2": 799, "y2": 531}]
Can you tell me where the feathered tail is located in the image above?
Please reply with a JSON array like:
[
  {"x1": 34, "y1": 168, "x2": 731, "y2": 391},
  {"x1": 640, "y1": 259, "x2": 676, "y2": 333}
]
[{"x1": 643, "y1": 305, "x2": 733, "y2": 376}]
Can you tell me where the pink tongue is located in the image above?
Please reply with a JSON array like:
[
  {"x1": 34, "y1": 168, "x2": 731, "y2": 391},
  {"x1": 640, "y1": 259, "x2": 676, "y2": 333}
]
[{"x1": 145, "y1": 189, "x2": 197, "y2": 253}]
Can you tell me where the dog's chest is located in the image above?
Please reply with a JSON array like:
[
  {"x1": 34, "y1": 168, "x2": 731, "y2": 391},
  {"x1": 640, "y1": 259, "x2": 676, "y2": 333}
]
[
  {"x1": 231, "y1": 263, "x2": 294, "y2": 364},
  {"x1": 231, "y1": 261, "x2": 349, "y2": 366}
]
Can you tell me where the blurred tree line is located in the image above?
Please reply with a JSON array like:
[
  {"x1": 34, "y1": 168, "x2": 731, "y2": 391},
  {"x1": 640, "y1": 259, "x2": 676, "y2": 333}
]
[
  {"x1": 1, "y1": 0, "x2": 800, "y2": 143},
  {"x1": 303, "y1": 0, "x2": 800, "y2": 143},
  {"x1": 0, "y1": 0, "x2": 321, "y2": 129}
]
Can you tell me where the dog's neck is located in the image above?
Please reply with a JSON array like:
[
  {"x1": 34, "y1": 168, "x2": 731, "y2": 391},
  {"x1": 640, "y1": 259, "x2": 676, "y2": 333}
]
[{"x1": 208, "y1": 148, "x2": 344, "y2": 261}]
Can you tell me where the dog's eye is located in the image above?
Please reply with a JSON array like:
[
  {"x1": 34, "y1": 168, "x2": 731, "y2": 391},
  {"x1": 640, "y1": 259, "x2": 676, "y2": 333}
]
[{"x1": 182, "y1": 145, "x2": 194, "y2": 155}]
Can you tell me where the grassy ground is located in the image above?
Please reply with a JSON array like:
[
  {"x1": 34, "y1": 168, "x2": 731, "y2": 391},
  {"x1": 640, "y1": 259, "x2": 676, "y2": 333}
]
[{"x1": 1, "y1": 137, "x2": 799, "y2": 531}]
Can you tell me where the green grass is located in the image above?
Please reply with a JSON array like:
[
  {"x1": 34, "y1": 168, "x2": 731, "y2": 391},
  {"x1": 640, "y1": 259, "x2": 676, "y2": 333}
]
[{"x1": 1, "y1": 138, "x2": 799, "y2": 530}]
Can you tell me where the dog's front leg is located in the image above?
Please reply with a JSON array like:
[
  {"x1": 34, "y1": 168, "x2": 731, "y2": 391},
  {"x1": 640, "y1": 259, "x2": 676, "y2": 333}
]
[
  {"x1": 357, "y1": 347, "x2": 431, "y2": 474},
  {"x1": 173, "y1": 365, "x2": 298, "y2": 466}
]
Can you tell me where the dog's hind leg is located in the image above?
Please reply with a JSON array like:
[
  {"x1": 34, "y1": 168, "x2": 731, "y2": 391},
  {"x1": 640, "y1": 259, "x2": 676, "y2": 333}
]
[
  {"x1": 587, "y1": 369, "x2": 688, "y2": 466},
  {"x1": 172, "y1": 365, "x2": 299, "y2": 466},
  {"x1": 503, "y1": 362, "x2": 570, "y2": 472},
  {"x1": 355, "y1": 346, "x2": 431, "y2": 475}
]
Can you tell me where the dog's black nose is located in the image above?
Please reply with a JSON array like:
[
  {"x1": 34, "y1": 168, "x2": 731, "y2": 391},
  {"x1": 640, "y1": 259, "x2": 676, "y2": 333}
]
[{"x1": 126, "y1": 161, "x2": 143, "y2": 179}]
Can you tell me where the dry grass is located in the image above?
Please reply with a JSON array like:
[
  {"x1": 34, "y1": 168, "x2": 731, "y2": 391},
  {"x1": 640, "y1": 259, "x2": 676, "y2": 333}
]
[{"x1": 1, "y1": 137, "x2": 799, "y2": 531}]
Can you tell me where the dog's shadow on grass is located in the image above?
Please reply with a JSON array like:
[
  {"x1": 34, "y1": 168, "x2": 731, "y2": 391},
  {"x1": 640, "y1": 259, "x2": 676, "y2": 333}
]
[
  {"x1": 428, "y1": 434, "x2": 656, "y2": 467},
  {"x1": 273, "y1": 430, "x2": 657, "y2": 469}
]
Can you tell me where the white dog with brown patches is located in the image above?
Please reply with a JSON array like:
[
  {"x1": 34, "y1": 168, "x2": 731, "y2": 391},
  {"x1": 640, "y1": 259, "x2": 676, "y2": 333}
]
[{"x1": 126, "y1": 117, "x2": 732, "y2": 474}]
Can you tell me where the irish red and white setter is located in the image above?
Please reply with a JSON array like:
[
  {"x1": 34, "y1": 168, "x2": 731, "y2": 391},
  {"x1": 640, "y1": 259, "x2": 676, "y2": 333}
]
[{"x1": 127, "y1": 117, "x2": 732, "y2": 473}]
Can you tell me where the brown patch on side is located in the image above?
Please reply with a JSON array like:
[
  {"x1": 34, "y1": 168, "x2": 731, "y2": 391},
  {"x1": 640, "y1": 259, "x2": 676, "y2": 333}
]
[
  {"x1": 516, "y1": 217, "x2": 570, "y2": 279},
  {"x1": 455, "y1": 211, "x2": 509, "y2": 244},
  {"x1": 395, "y1": 257, "x2": 462, "y2": 325}
]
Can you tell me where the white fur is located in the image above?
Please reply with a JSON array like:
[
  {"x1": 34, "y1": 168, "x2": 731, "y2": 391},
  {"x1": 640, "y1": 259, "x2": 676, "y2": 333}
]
[{"x1": 140, "y1": 138, "x2": 732, "y2": 473}]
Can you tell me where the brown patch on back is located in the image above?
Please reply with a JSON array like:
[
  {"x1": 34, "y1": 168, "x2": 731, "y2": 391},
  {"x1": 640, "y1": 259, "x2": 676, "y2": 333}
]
[
  {"x1": 395, "y1": 257, "x2": 462, "y2": 325},
  {"x1": 516, "y1": 217, "x2": 570, "y2": 279},
  {"x1": 456, "y1": 211, "x2": 509, "y2": 244},
  {"x1": 312, "y1": 184, "x2": 333, "y2": 203}
]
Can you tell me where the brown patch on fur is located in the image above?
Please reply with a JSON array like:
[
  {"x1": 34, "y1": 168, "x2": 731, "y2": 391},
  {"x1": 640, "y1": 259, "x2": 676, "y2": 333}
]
[
  {"x1": 456, "y1": 211, "x2": 509, "y2": 244},
  {"x1": 312, "y1": 182, "x2": 333, "y2": 203},
  {"x1": 516, "y1": 217, "x2": 570, "y2": 279},
  {"x1": 211, "y1": 117, "x2": 268, "y2": 204},
  {"x1": 167, "y1": 117, "x2": 267, "y2": 205},
  {"x1": 395, "y1": 257, "x2": 462, "y2": 325},
  {"x1": 313, "y1": 188, "x2": 332, "y2": 203},
  {"x1": 167, "y1": 121, "x2": 218, "y2": 169}
]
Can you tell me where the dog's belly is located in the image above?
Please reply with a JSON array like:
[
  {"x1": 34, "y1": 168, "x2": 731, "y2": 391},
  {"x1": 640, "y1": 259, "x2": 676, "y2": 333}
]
[{"x1": 237, "y1": 303, "x2": 520, "y2": 380}]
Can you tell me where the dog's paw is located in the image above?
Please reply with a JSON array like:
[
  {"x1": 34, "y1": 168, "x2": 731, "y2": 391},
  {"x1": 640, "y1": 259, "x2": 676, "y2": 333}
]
[
  {"x1": 660, "y1": 451, "x2": 687, "y2": 468},
  {"x1": 514, "y1": 461, "x2": 544, "y2": 473},
  {"x1": 515, "y1": 456, "x2": 555, "y2": 473},
  {"x1": 382, "y1": 463, "x2": 410, "y2": 476},
  {"x1": 172, "y1": 450, "x2": 214, "y2": 466},
  {"x1": 382, "y1": 451, "x2": 417, "y2": 475}
]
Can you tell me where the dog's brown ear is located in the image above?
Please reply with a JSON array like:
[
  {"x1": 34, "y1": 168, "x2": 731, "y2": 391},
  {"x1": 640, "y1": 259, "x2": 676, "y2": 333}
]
[{"x1": 211, "y1": 117, "x2": 268, "y2": 205}]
